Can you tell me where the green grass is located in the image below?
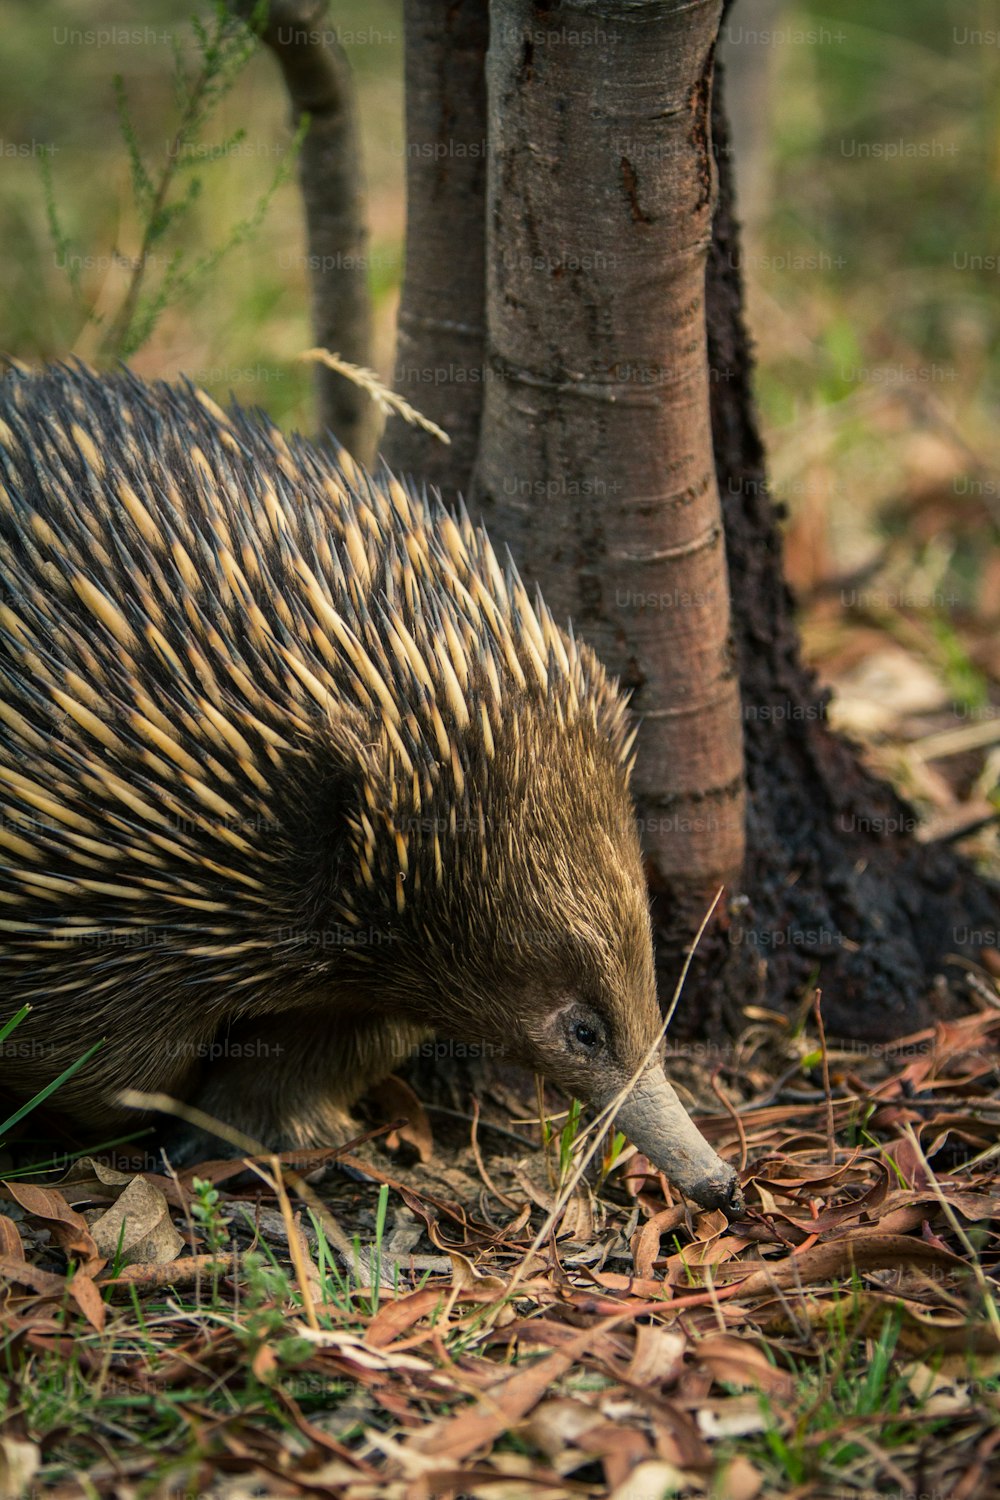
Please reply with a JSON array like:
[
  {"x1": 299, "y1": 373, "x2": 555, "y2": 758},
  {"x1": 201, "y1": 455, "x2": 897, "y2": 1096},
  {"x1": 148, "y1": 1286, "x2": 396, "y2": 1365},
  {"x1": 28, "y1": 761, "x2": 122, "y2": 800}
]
[{"x1": 729, "y1": 1303, "x2": 951, "y2": 1490}]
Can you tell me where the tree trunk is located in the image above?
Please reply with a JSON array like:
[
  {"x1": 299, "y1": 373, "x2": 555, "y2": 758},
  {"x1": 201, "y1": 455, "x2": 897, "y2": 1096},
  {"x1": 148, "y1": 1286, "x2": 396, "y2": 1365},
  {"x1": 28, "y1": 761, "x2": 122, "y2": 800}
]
[
  {"x1": 471, "y1": 0, "x2": 745, "y2": 917},
  {"x1": 242, "y1": 0, "x2": 376, "y2": 463},
  {"x1": 380, "y1": 0, "x2": 490, "y2": 497},
  {"x1": 684, "y1": 31, "x2": 1000, "y2": 1042},
  {"x1": 377, "y1": 0, "x2": 998, "y2": 1044}
]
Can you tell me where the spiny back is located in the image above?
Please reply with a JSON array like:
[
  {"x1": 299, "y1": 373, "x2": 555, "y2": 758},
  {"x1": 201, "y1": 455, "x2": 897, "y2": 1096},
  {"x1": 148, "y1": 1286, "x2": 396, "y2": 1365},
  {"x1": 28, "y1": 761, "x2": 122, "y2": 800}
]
[{"x1": 0, "y1": 364, "x2": 637, "y2": 1011}]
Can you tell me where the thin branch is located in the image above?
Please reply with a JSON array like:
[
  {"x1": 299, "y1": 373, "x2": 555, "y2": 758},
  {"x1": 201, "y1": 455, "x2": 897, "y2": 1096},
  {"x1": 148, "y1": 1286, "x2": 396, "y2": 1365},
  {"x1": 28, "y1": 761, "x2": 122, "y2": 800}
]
[{"x1": 236, "y1": 0, "x2": 375, "y2": 462}]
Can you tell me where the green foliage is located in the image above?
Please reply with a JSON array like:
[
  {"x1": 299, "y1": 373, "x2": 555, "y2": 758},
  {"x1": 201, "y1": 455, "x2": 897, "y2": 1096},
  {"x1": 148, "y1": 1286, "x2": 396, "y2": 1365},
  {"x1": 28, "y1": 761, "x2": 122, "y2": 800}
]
[
  {"x1": 190, "y1": 1176, "x2": 232, "y2": 1257},
  {"x1": 752, "y1": 0, "x2": 997, "y2": 483},
  {"x1": 598, "y1": 1128, "x2": 628, "y2": 1188},
  {"x1": 371, "y1": 1181, "x2": 390, "y2": 1312},
  {"x1": 740, "y1": 1305, "x2": 953, "y2": 1488},
  {"x1": 815, "y1": 317, "x2": 862, "y2": 405},
  {"x1": 301, "y1": 1184, "x2": 397, "y2": 1320},
  {"x1": 928, "y1": 613, "x2": 990, "y2": 712},
  {"x1": 235, "y1": 1253, "x2": 313, "y2": 1372},
  {"x1": 42, "y1": 0, "x2": 302, "y2": 360},
  {"x1": 39, "y1": 156, "x2": 84, "y2": 314},
  {"x1": 1, "y1": 0, "x2": 402, "y2": 428},
  {"x1": 558, "y1": 1098, "x2": 583, "y2": 1182},
  {"x1": 108, "y1": 1215, "x2": 130, "y2": 1279}
]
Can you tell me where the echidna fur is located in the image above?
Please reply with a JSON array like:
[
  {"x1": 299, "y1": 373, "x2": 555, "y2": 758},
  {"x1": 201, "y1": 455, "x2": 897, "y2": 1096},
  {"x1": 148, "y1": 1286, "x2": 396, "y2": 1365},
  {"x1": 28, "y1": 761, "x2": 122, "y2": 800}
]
[{"x1": 0, "y1": 363, "x2": 737, "y2": 1207}]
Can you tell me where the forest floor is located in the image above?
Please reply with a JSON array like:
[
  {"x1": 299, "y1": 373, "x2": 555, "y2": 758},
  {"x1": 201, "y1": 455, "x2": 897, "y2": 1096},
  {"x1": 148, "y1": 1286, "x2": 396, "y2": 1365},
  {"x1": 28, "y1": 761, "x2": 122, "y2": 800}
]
[
  {"x1": 1, "y1": 1, "x2": 999, "y2": 1495},
  {"x1": 1, "y1": 1001, "x2": 998, "y2": 1498}
]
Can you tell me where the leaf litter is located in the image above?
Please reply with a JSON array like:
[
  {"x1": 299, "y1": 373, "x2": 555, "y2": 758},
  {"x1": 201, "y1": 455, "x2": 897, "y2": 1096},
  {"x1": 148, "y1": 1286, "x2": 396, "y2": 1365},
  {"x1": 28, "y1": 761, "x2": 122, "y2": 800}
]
[{"x1": 0, "y1": 992, "x2": 998, "y2": 1499}]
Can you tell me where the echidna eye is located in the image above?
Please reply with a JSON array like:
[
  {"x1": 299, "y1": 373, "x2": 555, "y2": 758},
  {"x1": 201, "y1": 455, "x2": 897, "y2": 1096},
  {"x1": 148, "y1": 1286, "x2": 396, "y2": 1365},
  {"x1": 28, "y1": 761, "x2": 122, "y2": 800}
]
[{"x1": 574, "y1": 1021, "x2": 598, "y2": 1048}]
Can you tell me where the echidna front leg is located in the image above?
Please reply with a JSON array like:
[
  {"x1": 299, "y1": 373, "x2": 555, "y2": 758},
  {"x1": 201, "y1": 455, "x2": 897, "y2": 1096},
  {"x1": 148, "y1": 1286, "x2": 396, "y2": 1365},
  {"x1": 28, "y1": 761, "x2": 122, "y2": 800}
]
[{"x1": 165, "y1": 1011, "x2": 431, "y2": 1164}]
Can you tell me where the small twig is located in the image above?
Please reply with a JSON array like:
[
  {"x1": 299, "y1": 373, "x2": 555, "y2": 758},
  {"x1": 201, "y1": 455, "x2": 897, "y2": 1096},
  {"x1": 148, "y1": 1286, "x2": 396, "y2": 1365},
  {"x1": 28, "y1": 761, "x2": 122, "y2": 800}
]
[
  {"x1": 812, "y1": 988, "x2": 836, "y2": 1165},
  {"x1": 239, "y1": 0, "x2": 375, "y2": 459},
  {"x1": 911, "y1": 718, "x2": 1000, "y2": 762},
  {"x1": 468, "y1": 1096, "x2": 522, "y2": 1210},
  {"x1": 962, "y1": 968, "x2": 1000, "y2": 1012},
  {"x1": 700, "y1": 1261, "x2": 728, "y2": 1335},
  {"x1": 901, "y1": 1122, "x2": 1000, "y2": 1342},
  {"x1": 101, "y1": 1253, "x2": 239, "y2": 1288},
  {"x1": 101, "y1": 68, "x2": 212, "y2": 358},
  {"x1": 255, "y1": 1159, "x2": 320, "y2": 1332},
  {"x1": 422, "y1": 1104, "x2": 539, "y2": 1150},
  {"x1": 955, "y1": 1141, "x2": 1000, "y2": 1174},
  {"x1": 710, "y1": 1068, "x2": 747, "y2": 1173},
  {"x1": 850, "y1": 1428, "x2": 913, "y2": 1492}
]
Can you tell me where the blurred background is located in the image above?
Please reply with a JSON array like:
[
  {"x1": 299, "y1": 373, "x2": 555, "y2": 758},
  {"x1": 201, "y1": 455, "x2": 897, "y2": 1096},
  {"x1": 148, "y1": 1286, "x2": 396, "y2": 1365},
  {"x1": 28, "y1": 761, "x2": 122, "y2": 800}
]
[{"x1": 2, "y1": 0, "x2": 998, "y2": 865}]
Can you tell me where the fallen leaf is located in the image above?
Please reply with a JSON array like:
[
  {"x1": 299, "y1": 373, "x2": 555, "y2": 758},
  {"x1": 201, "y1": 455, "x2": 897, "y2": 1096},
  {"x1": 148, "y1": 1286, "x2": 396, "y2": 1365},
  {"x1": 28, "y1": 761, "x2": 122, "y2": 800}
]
[
  {"x1": 731, "y1": 1232, "x2": 963, "y2": 1297},
  {"x1": 625, "y1": 1324, "x2": 687, "y2": 1387},
  {"x1": 0, "y1": 1436, "x2": 40, "y2": 1500},
  {"x1": 368, "y1": 1076, "x2": 434, "y2": 1163},
  {"x1": 67, "y1": 1269, "x2": 105, "y2": 1332},
  {"x1": 694, "y1": 1335, "x2": 795, "y2": 1398},
  {"x1": 523, "y1": 1399, "x2": 610, "y2": 1474},
  {"x1": 631, "y1": 1206, "x2": 685, "y2": 1278},
  {"x1": 0, "y1": 1255, "x2": 67, "y2": 1298},
  {"x1": 715, "y1": 1454, "x2": 764, "y2": 1500},
  {"x1": 0, "y1": 1213, "x2": 23, "y2": 1260},
  {"x1": 444, "y1": 1248, "x2": 507, "y2": 1297},
  {"x1": 366, "y1": 1286, "x2": 452, "y2": 1349},
  {"x1": 1, "y1": 1181, "x2": 100, "y2": 1272},
  {"x1": 412, "y1": 1326, "x2": 595, "y2": 1459},
  {"x1": 696, "y1": 1396, "x2": 773, "y2": 1440},
  {"x1": 608, "y1": 1460, "x2": 693, "y2": 1498},
  {"x1": 88, "y1": 1174, "x2": 184, "y2": 1266}
]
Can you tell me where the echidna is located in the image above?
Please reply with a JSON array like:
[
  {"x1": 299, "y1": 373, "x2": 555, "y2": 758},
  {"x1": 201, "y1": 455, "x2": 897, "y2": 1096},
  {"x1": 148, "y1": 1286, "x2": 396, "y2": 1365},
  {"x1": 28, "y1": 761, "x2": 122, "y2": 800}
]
[{"x1": 0, "y1": 363, "x2": 741, "y2": 1213}]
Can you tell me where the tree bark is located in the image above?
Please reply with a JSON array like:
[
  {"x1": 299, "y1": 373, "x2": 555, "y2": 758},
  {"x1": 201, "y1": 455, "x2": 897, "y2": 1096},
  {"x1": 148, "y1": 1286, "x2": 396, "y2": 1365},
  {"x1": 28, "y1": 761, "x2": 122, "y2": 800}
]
[
  {"x1": 380, "y1": 0, "x2": 490, "y2": 498},
  {"x1": 682, "y1": 29, "x2": 1000, "y2": 1041},
  {"x1": 380, "y1": 0, "x2": 998, "y2": 1045},
  {"x1": 471, "y1": 0, "x2": 745, "y2": 918},
  {"x1": 240, "y1": 0, "x2": 376, "y2": 463}
]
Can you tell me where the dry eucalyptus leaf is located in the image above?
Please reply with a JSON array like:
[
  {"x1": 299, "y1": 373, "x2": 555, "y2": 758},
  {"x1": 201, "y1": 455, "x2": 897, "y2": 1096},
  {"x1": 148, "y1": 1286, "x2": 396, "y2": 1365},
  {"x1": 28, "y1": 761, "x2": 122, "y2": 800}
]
[
  {"x1": 625, "y1": 1324, "x2": 687, "y2": 1386},
  {"x1": 0, "y1": 1437, "x2": 40, "y2": 1500},
  {"x1": 696, "y1": 1397, "x2": 773, "y2": 1441},
  {"x1": 524, "y1": 1397, "x2": 608, "y2": 1470},
  {"x1": 714, "y1": 1454, "x2": 764, "y2": 1500},
  {"x1": 445, "y1": 1247, "x2": 506, "y2": 1295},
  {"x1": 57, "y1": 1156, "x2": 137, "y2": 1197},
  {"x1": 368, "y1": 1075, "x2": 434, "y2": 1162},
  {"x1": 608, "y1": 1460, "x2": 696, "y2": 1499},
  {"x1": 88, "y1": 1174, "x2": 184, "y2": 1265},
  {"x1": 1, "y1": 1180, "x2": 100, "y2": 1269}
]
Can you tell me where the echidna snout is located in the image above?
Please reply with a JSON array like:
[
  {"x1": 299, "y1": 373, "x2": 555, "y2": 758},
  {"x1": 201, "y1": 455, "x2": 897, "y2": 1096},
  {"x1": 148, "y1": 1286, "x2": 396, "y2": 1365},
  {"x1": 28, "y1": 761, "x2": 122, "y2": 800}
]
[
  {"x1": 465, "y1": 820, "x2": 743, "y2": 1218},
  {"x1": 0, "y1": 364, "x2": 740, "y2": 1212}
]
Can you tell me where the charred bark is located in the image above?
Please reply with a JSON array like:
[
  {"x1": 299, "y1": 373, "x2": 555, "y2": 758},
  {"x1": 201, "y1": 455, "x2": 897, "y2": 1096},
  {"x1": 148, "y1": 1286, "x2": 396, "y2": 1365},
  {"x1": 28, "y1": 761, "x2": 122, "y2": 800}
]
[
  {"x1": 471, "y1": 0, "x2": 745, "y2": 914},
  {"x1": 681, "y1": 35, "x2": 1000, "y2": 1042},
  {"x1": 383, "y1": 0, "x2": 998, "y2": 1046},
  {"x1": 380, "y1": 0, "x2": 489, "y2": 497}
]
